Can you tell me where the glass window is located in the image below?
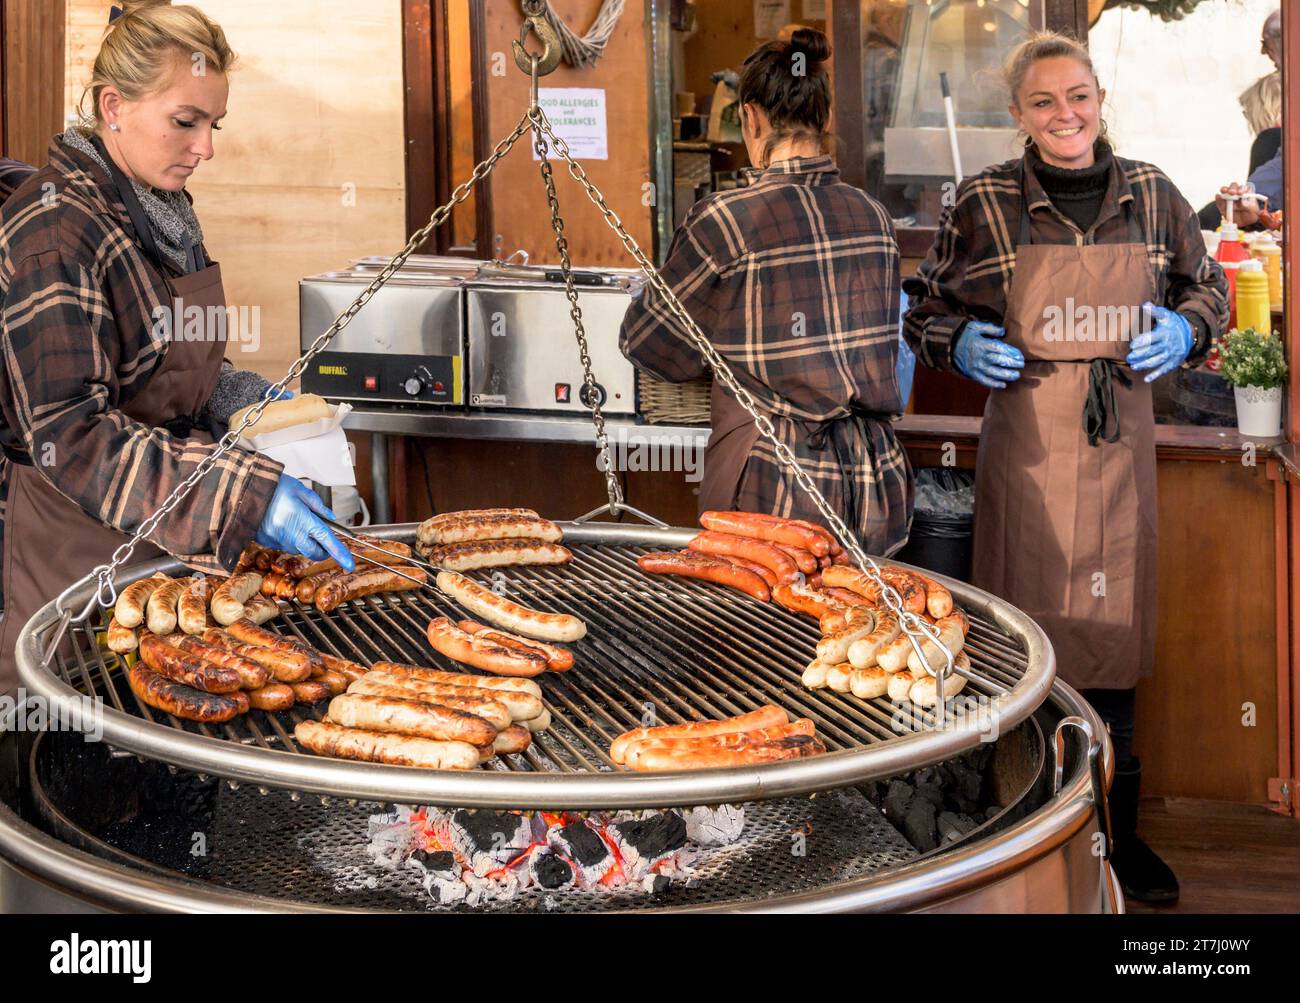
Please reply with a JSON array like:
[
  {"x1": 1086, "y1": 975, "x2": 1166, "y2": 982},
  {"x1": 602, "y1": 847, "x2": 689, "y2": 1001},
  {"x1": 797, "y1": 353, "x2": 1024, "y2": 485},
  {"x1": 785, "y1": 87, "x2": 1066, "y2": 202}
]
[{"x1": 862, "y1": 0, "x2": 1041, "y2": 225}]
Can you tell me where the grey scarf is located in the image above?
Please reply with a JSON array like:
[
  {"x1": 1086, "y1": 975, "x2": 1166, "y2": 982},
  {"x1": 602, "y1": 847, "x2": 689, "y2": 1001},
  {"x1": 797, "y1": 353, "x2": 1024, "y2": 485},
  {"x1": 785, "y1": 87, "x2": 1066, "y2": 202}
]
[{"x1": 61, "y1": 127, "x2": 204, "y2": 273}]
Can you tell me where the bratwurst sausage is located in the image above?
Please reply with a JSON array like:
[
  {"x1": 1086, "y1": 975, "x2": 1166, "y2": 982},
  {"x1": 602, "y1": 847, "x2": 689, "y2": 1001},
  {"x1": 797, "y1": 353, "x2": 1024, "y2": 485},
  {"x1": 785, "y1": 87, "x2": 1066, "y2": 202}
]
[{"x1": 436, "y1": 570, "x2": 587, "y2": 642}]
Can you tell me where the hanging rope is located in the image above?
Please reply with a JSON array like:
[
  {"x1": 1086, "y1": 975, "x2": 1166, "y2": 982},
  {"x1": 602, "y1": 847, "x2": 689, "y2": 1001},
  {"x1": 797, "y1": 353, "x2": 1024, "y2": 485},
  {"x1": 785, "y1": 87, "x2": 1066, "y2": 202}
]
[{"x1": 544, "y1": 0, "x2": 625, "y2": 68}]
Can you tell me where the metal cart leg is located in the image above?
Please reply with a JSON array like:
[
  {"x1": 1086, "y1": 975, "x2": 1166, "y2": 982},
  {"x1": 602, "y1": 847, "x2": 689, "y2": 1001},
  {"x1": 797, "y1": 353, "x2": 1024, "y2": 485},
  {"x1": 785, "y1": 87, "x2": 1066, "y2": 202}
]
[{"x1": 371, "y1": 432, "x2": 391, "y2": 524}]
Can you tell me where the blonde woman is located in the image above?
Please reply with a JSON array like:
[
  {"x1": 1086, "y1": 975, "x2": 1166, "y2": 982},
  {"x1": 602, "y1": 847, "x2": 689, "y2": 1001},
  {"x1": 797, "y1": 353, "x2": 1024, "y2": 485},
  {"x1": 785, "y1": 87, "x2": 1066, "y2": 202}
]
[
  {"x1": 904, "y1": 32, "x2": 1229, "y2": 905},
  {"x1": 0, "y1": 0, "x2": 352, "y2": 688}
]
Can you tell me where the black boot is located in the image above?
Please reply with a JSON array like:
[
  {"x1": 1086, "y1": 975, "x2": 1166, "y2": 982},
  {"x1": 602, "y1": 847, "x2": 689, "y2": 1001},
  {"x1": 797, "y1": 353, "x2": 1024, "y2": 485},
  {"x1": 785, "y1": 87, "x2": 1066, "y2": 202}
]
[{"x1": 1107, "y1": 757, "x2": 1179, "y2": 905}]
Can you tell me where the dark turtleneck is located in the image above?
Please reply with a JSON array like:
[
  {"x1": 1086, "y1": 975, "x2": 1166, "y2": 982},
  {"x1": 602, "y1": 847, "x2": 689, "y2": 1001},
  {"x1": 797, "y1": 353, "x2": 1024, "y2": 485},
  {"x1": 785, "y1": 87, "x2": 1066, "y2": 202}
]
[{"x1": 1029, "y1": 141, "x2": 1113, "y2": 233}]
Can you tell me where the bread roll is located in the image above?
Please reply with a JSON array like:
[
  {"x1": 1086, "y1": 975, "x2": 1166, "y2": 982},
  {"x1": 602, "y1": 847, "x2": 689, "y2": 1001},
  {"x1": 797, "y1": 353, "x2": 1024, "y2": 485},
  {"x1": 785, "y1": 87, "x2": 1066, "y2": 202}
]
[{"x1": 230, "y1": 393, "x2": 332, "y2": 437}]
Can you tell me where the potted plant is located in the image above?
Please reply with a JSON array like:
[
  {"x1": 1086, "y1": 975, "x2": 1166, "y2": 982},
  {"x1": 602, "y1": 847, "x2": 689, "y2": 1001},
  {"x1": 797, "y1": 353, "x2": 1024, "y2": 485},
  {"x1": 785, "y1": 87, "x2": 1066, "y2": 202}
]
[{"x1": 1217, "y1": 326, "x2": 1288, "y2": 438}]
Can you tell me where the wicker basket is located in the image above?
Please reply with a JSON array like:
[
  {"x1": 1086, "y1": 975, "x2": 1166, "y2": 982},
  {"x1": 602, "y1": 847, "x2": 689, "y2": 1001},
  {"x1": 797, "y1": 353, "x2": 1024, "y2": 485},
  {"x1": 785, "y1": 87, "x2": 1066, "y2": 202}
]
[{"x1": 637, "y1": 370, "x2": 713, "y2": 425}]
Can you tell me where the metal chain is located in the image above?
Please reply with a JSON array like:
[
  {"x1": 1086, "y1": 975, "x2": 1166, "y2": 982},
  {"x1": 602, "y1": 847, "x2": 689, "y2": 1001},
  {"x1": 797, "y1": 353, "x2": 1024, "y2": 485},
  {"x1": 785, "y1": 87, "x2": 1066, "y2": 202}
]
[
  {"x1": 48, "y1": 110, "x2": 536, "y2": 637},
  {"x1": 528, "y1": 113, "x2": 956, "y2": 719},
  {"x1": 531, "y1": 109, "x2": 623, "y2": 513}
]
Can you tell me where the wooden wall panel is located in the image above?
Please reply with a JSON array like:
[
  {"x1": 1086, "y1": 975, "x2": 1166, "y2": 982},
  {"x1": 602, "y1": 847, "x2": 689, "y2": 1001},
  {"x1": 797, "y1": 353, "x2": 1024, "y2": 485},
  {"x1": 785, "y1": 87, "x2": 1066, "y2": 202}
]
[
  {"x1": 480, "y1": 0, "x2": 651, "y2": 266},
  {"x1": 64, "y1": 1, "x2": 407, "y2": 384},
  {"x1": 1138, "y1": 459, "x2": 1278, "y2": 803},
  {"x1": 5, "y1": 0, "x2": 65, "y2": 165}
]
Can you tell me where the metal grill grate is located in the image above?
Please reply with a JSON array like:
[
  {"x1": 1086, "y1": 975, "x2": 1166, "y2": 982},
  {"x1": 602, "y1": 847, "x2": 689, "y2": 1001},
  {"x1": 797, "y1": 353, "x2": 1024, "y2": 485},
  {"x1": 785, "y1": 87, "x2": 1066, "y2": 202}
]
[{"x1": 22, "y1": 524, "x2": 1052, "y2": 808}]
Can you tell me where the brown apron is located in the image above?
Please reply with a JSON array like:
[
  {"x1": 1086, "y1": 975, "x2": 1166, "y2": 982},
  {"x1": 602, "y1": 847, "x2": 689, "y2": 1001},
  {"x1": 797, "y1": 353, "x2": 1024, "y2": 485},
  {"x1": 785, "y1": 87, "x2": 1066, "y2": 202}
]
[
  {"x1": 698, "y1": 378, "x2": 763, "y2": 515},
  {"x1": 972, "y1": 165, "x2": 1157, "y2": 691},
  {"x1": 0, "y1": 150, "x2": 228, "y2": 691}
]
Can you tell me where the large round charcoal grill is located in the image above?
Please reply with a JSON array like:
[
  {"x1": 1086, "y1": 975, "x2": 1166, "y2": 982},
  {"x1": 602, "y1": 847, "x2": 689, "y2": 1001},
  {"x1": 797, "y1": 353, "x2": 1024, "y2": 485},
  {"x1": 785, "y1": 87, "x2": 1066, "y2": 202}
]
[{"x1": 0, "y1": 522, "x2": 1119, "y2": 912}]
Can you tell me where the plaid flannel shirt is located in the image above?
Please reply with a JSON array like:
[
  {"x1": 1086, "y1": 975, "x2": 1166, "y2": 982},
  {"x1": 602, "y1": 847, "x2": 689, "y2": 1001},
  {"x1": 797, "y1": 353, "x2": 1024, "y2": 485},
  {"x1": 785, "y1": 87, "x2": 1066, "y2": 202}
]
[
  {"x1": 620, "y1": 156, "x2": 912, "y2": 552},
  {"x1": 902, "y1": 147, "x2": 1229, "y2": 372},
  {"x1": 0, "y1": 137, "x2": 281, "y2": 578}
]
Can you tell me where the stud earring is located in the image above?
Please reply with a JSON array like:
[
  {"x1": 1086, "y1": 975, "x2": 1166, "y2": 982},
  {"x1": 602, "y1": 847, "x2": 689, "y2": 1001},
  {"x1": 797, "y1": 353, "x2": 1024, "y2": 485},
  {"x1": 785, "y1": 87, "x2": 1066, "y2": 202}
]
[{"x1": 109, "y1": 123, "x2": 119, "y2": 131}]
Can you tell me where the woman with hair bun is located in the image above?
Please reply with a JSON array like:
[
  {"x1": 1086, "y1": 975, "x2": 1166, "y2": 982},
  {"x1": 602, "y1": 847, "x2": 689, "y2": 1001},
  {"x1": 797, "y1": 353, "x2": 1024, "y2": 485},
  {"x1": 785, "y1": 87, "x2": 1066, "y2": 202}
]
[
  {"x1": 0, "y1": 0, "x2": 353, "y2": 687},
  {"x1": 904, "y1": 31, "x2": 1230, "y2": 905},
  {"x1": 621, "y1": 27, "x2": 912, "y2": 555}
]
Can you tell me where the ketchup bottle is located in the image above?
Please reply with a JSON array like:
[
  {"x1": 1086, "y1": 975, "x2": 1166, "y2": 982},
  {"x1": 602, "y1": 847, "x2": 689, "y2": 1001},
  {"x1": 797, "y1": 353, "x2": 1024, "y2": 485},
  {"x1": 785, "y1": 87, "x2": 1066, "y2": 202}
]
[{"x1": 1210, "y1": 220, "x2": 1251, "y2": 371}]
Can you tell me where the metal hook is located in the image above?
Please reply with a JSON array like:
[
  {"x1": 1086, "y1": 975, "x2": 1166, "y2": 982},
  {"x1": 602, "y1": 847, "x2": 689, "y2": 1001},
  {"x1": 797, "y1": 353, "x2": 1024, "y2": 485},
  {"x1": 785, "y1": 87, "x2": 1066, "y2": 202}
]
[{"x1": 513, "y1": 0, "x2": 563, "y2": 77}]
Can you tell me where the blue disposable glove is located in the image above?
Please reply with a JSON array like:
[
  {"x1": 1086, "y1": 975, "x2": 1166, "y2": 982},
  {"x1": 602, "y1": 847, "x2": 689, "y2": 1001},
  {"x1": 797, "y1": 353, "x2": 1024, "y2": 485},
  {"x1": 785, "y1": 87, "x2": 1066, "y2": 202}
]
[
  {"x1": 895, "y1": 289, "x2": 916, "y2": 408},
  {"x1": 1126, "y1": 303, "x2": 1193, "y2": 383},
  {"x1": 255, "y1": 475, "x2": 355, "y2": 570},
  {"x1": 266, "y1": 387, "x2": 294, "y2": 401},
  {"x1": 953, "y1": 320, "x2": 1024, "y2": 389}
]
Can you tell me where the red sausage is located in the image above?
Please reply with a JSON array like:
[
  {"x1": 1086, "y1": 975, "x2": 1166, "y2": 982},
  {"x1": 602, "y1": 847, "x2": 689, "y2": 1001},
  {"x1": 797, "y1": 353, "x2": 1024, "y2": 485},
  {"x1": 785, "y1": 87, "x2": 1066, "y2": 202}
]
[
  {"x1": 686, "y1": 531, "x2": 799, "y2": 584},
  {"x1": 637, "y1": 552, "x2": 771, "y2": 602}
]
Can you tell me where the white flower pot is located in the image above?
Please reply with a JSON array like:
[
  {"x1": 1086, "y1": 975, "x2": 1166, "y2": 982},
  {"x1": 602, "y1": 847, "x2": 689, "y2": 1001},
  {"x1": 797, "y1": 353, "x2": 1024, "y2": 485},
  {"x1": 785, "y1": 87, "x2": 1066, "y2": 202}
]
[{"x1": 1233, "y1": 384, "x2": 1283, "y2": 438}]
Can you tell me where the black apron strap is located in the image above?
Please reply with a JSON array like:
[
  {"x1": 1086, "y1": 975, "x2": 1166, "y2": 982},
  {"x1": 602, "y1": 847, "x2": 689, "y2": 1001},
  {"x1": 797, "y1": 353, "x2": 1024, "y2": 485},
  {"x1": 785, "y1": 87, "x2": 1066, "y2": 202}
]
[{"x1": 90, "y1": 134, "x2": 203, "y2": 274}]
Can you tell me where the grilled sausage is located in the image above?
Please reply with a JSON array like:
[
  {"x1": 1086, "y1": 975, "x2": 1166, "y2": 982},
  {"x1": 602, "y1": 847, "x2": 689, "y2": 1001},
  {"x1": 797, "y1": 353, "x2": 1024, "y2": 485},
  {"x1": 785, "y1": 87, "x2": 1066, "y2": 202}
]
[
  {"x1": 173, "y1": 635, "x2": 270, "y2": 689},
  {"x1": 437, "y1": 570, "x2": 587, "y2": 642},
  {"x1": 519, "y1": 708, "x2": 551, "y2": 733},
  {"x1": 234, "y1": 543, "x2": 266, "y2": 574},
  {"x1": 318, "y1": 651, "x2": 367, "y2": 682},
  {"x1": 917, "y1": 574, "x2": 955, "y2": 620},
  {"x1": 622, "y1": 719, "x2": 816, "y2": 769},
  {"x1": 802, "y1": 658, "x2": 832, "y2": 690},
  {"x1": 492, "y1": 724, "x2": 532, "y2": 756},
  {"x1": 636, "y1": 552, "x2": 770, "y2": 602},
  {"x1": 144, "y1": 576, "x2": 187, "y2": 636},
  {"x1": 905, "y1": 613, "x2": 969, "y2": 673},
  {"x1": 259, "y1": 573, "x2": 284, "y2": 598},
  {"x1": 139, "y1": 632, "x2": 241, "y2": 694},
  {"x1": 294, "y1": 719, "x2": 481, "y2": 769},
  {"x1": 363, "y1": 668, "x2": 542, "y2": 721},
  {"x1": 295, "y1": 569, "x2": 347, "y2": 604},
  {"x1": 625, "y1": 734, "x2": 825, "y2": 772},
  {"x1": 816, "y1": 610, "x2": 879, "y2": 665},
  {"x1": 698, "y1": 511, "x2": 831, "y2": 557},
  {"x1": 205, "y1": 625, "x2": 313, "y2": 682},
  {"x1": 909, "y1": 651, "x2": 971, "y2": 707},
  {"x1": 177, "y1": 576, "x2": 213, "y2": 635},
  {"x1": 847, "y1": 611, "x2": 902, "y2": 669},
  {"x1": 422, "y1": 515, "x2": 563, "y2": 546},
  {"x1": 849, "y1": 666, "x2": 890, "y2": 700},
  {"x1": 212, "y1": 572, "x2": 263, "y2": 625},
  {"x1": 457, "y1": 620, "x2": 574, "y2": 672},
  {"x1": 315, "y1": 567, "x2": 427, "y2": 613},
  {"x1": 327, "y1": 693, "x2": 497, "y2": 747},
  {"x1": 242, "y1": 594, "x2": 281, "y2": 625},
  {"x1": 290, "y1": 679, "x2": 333, "y2": 704},
  {"x1": 417, "y1": 508, "x2": 539, "y2": 545},
  {"x1": 887, "y1": 669, "x2": 918, "y2": 702},
  {"x1": 821, "y1": 565, "x2": 927, "y2": 615},
  {"x1": 126, "y1": 660, "x2": 245, "y2": 722},
  {"x1": 712, "y1": 554, "x2": 778, "y2": 589},
  {"x1": 876, "y1": 632, "x2": 917, "y2": 673},
  {"x1": 423, "y1": 539, "x2": 572, "y2": 572},
  {"x1": 425, "y1": 617, "x2": 547, "y2": 677},
  {"x1": 311, "y1": 667, "x2": 349, "y2": 695},
  {"x1": 687, "y1": 531, "x2": 799, "y2": 584},
  {"x1": 370, "y1": 661, "x2": 543, "y2": 699},
  {"x1": 772, "y1": 543, "x2": 819, "y2": 574},
  {"x1": 115, "y1": 576, "x2": 167, "y2": 629},
  {"x1": 253, "y1": 549, "x2": 281, "y2": 572},
  {"x1": 772, "y1": 582, "x2": 851, "y2": 622},
  {"x1": 825, "y1": 661, "x2": 854, "y2": 693},
  {"x1": 246, "y1": 683, "x2": 295, "y2": 712},
  {"x1": 609, "y1": 705, "x2": 788, "y2": 765},
  {"x1": 348, "y1": 678, "x2": 513, "y2": 731},
  {"x1": 275, "y1": 575, "x2": 302, "y2": 601},
  {"x1": 106, "y1": 616, "x2": 138, "y2": 654}
]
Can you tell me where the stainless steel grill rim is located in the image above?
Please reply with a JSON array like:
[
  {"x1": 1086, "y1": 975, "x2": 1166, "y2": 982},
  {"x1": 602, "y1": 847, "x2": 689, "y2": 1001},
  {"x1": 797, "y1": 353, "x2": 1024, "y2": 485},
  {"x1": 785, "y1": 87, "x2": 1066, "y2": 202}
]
[{"x1": 16, "y1": 522, "x2": 1056, "y2": 809}]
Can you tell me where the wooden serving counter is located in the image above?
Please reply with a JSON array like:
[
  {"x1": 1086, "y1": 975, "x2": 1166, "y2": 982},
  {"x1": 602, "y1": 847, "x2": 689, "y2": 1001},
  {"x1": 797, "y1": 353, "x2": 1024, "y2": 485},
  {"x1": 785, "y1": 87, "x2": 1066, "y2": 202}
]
[{"x1": 347, "y1": 409, "x2": 1292, "y2": 807}]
